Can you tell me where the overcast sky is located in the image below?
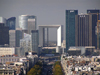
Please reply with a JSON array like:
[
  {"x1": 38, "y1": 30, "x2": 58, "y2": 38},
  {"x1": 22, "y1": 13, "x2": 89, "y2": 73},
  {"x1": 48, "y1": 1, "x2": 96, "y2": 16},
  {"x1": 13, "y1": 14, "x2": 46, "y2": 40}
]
[{"x1": 0, "y1": 0, "x2": 100, "y2": 41}]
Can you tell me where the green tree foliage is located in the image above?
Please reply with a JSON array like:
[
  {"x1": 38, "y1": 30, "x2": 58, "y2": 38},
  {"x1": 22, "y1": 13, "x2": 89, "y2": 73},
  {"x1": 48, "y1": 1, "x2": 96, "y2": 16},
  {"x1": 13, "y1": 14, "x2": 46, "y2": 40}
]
[
  {"x1": 53, "y1": 61, "x2": 63, "y2": 75},
  {"x1": 27, "y1": 62, "x2": 42, "y2": 75}
]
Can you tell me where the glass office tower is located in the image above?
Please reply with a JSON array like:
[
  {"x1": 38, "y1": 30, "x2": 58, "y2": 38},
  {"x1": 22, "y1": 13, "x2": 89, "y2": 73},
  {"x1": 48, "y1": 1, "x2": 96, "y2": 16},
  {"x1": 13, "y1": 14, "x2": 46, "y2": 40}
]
[
  {"x1": 0, "y1": 23, "x2": 9, "y2": 46},
  {"x1": 66, "y1": 10, "x2": 78, "y2": 52},
  {"x1": 19, "y1": 15, "x2": 36, "y2": 34},
  {"x1": 6, "y1": 17, "x2": 16, "y2": 30}
]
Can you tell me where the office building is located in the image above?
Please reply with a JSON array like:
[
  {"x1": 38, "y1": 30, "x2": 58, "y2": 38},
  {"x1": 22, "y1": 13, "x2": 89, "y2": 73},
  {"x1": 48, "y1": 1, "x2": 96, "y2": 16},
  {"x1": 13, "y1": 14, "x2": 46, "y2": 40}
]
[
  {"x1": 65, "y1": 10, "x2": 78, "y2": 51},
  {"x1": 9, "y1": 30, "x2": 16, "y2": 47},
  {"x1": 0, "y1": 47, "x2": 15, "y2": 56},
  {"x1": 20, "y1": 33, "x2": 32, "y2": 56},
  {"x1": 19, "y1": 15, "x2": 36, "y2": 34},
  {"x1": 87, "y1": 9, "x2": 100, "y2": 49},
  {"x1": 0, "y1": 23, "x2": 9, "y2": 46},
  {"x1": 31, "y1": 30, "x2": 39, "y2": 54},
  {"x1": 87, "y1": 9, "x2": 100, "y2": 20},
  {"x1": 16, "y1": 28, "x2": 23, "y2": 47},
  {"x1": 0, "y1": 17, "x2": 6, "y2": 25},
  {"x1": 6, "y1": 17, "x2": 16, "y2": 30},
  {"x1": 75, "y1": 14, "x2": 97, "y2": 48},
  {"x1": 39, "y1": 25, "x2": 63, "y2": 53}
]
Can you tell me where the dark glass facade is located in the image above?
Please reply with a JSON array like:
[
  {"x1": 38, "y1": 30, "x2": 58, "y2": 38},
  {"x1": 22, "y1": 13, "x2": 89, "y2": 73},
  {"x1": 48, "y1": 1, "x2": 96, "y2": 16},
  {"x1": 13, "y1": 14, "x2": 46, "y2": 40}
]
[
  {"x1": 6, "y1": 17, "x2": 16, "y2": 30},
  {"x1": 87, "y1": 9, "x2": 100, "y2": 20},
  {"x1": 0, "y1": 23, "x2": 9, "y2": 46},
  {"x1": 87, "y1": 9, "x2": 100, "y2": 49},
  {"x1": 66, "y1": 10, "x2": 78, "y2": 52}
]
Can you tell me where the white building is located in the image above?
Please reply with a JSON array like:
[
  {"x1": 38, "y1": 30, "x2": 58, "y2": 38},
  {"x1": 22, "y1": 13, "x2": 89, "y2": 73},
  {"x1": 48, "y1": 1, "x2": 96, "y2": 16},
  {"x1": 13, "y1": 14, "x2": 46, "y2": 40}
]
[
  {"x1": 0, "y1": 47, "x2": 15, "y2": 56},
  {"x1": 39, "y1": 25, "x2": 63, "y2": 53},
  {"x1": 19, "y1": 15, "x2": 36, "y2": 34}
]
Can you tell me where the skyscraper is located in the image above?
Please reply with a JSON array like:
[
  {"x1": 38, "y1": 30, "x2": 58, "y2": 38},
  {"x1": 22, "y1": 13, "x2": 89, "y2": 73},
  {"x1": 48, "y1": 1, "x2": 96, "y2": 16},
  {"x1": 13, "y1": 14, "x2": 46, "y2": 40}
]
[
  {"x1": 6, "y1": 17, "x2": 16, "y2": 30},
  {"x1": 16, "y1": 28, "x2": 23, "y2": 47},
  {"x1": 0, "y1": 17, "x2": 6, "y2": 25},
  {"x1": 87, "y1": 9, "x2": 100, "y2": 20},
  {"x1": 75, "y1": 14, "x2": 97, "y2": 48},
  {"x1": 19, "y1": 15, "x2": 36, "y2": 34},
  {"x1": 0, "y1": 23, "x2": 9, "y2": 46},
  {"x1": 87, "y1": 9, "x2": 100, "y2": 48},
  {"x1": 9, "y1": 30, "x2": 16, "y2": 47},
  {"x1": 31, "y1": 30, "x2": 39, "y2": 54},
  {"x1": 65, "y1": 10, "x2": 78, "y2": 51}
]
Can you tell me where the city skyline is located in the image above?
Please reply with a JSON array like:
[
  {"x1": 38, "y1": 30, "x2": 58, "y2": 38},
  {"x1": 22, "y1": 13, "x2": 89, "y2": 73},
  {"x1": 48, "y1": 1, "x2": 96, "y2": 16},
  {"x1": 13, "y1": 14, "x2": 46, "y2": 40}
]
[{"x1": 0, "y1": 0, "x2": 100, "y2": 40}]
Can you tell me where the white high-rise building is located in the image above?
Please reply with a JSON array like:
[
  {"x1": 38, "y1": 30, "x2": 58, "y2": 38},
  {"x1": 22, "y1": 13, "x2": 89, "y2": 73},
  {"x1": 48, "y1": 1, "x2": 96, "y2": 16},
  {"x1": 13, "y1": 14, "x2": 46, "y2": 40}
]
[{"x1": 19, "y1": 15, "x2": 36, "y2": 34}]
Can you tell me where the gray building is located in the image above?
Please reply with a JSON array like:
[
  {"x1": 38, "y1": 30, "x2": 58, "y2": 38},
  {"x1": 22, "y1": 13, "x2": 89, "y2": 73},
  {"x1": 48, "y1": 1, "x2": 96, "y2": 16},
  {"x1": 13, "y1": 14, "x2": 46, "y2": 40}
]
[
  {"x1": 75, "y1": 14, "x2": 96, "y2": 47},
  {"x1": 31, "y1": 30, "x2": 39, "y2": 54},
  {"x1": 19, "y1": 15, "x2": 36, "y2": 34},
  {"x1": 16, "y1": 28, "x2": 23, "y2": 47},
  {"x1": 0, "y1": 55, "x2": 19, "y2": 63},
  {"x1": 9, "y1": 30, "x2": 16, "y2": 47}
]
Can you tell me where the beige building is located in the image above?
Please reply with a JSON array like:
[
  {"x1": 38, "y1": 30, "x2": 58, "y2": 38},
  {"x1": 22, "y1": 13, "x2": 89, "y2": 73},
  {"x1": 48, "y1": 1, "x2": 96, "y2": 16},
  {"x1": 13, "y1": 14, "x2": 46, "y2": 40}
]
[{"x1": 0, "y1": 47, "x2": 15, "y2": 56}]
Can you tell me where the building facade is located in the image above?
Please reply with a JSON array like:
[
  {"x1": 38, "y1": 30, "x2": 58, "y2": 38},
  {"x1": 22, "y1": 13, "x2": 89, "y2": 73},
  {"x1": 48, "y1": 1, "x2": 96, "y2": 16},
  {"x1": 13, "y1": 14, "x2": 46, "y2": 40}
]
[
  {"x1": 19, "y1": 15, "x2": 36, "y2": 34},
  {"x1": 0, "y1": 47, "x2": 15, "y2": 56},
  {"x1": 87, "y1": 9, "x2": 100, "y2": 49},
  {"x1": 65, "y1": 10, "x2": 78, "y2": 51},
  {"x1": 20, "y1": 33, "x2": 32, "y2": 56},
  {"x1": 87, "y1": 9, "x2": 100, "y2": 20},
  {"x1": 9, "y1": 30, "x2": 16, "y2": 47},
  {"x1": 16, "y1": 28, "x2": 23, "y2": 47},
  {"x1": 0, "y1": 23, "x2": 9, "y2": 46},
  {"x1": 31, "y1": 30, "x2": 39, "y2": 54},
  {"x1": 6, "y1": 17, "x2": 16, "y2": 30},
  {"x1": 0, "y1": 17, "x2": 6, "y2": 25},
  {"x1": 75, "y1": 14, "x2": 97, "y2": 48}
]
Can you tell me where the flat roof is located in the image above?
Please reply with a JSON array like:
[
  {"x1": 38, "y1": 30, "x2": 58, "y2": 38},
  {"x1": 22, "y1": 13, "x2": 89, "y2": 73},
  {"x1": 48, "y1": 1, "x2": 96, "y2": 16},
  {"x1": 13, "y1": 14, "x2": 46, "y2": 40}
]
[{"x1": 38, "y1": 25, "x2": 62, "y2": 28}]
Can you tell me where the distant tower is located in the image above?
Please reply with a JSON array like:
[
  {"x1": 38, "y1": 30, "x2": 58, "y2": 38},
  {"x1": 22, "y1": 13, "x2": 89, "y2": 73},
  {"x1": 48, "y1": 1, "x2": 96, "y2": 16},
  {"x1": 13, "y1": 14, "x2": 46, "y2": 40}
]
[
  {"x1": 31, "y1": 30, "x2": 39, "y2": 54},
  {"x1": 65, "y1": 10, "x2": 78, "y2": 52},
  {"x1": 0, "y1": 17, "x2": 6, "y2": 26},
  {"x1": 19, "y1": 15, "x2": 36, "y2": 34},
  {"x1": 87, "y1": 9, "x2": 100, "y2": 49},
  {"x1": 9, "y1": 30, "x2": 16, "y2": 47},
  {"x1": 6, "y1": 17, "x2": 16, "y2": 30},
  {"x1": 75, "y1": 14, "x2": 95, "y2": 47},
  {"x1": 0, "y1": 23, "x2": 9, "y2": 46}
]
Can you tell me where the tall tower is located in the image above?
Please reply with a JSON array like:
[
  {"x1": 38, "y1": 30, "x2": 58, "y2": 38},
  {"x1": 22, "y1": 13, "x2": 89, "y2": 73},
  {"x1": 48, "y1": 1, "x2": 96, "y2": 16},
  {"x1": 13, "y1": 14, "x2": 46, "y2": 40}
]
[
  {"x1": 0, "y1": 23, "x2": 9, "y2": 46},
  {"x1": 75, "y1": 14, "x2": 92, "y2": 46},
  {"x1": 31, "y1": 30, "x2": 39, "y2": 54},
  {"x1": 65, "y1": 10, "x2": 78, "y2": 52},
  {"x1": 87, "y1": 9, "x2": 100, "y2": 49},
  {"x1": 6, "y1": 17, "x2": 16, "y2": 30},
  {"x1": 87, "y1": 9, "x2": 100, "y2": 20},
  {"x1": 9, "y1": 30, "x2": 16, "y2": 47},
  {"x1": 19, "y1": 15, "x2": 36, "y2": 34}
]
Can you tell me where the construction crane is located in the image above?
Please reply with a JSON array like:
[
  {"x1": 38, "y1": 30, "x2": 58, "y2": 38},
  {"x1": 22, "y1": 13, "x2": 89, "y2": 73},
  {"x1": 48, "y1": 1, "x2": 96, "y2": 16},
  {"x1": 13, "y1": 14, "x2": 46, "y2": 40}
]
[{"x1": 88, "y1": 13, "x2": 100, "y2": 49}]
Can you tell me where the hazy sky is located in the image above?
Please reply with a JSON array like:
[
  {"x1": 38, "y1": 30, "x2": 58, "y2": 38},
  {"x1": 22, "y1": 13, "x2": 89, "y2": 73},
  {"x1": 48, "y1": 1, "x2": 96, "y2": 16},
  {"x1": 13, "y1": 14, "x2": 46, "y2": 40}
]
[{"x1": 0, "y1": 0, "x2": 100, "y2": 41}]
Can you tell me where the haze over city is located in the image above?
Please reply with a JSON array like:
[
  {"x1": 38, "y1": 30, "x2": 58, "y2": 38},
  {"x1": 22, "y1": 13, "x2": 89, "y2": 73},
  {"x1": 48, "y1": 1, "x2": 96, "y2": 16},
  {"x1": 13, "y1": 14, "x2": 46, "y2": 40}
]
[
  {"x1": 0, "y1": 0, "x2": 100, "y2": 75},
  {"x1": 0, "y1": 0, "x2": 100, "y2": 40}
]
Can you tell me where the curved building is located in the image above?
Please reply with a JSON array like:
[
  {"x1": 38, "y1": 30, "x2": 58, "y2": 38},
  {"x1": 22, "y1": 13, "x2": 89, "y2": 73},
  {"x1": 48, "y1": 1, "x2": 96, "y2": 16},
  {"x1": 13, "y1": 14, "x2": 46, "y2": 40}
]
[
  {"x1": 19, "y1": 15, "x2": 36, "y2": 34},
  {"x1": 0, "y1": 17, "x2": 6, "y2": 25},
  {"x1": 6, "y1": 17, "x2": 16, "y2": 30}
]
